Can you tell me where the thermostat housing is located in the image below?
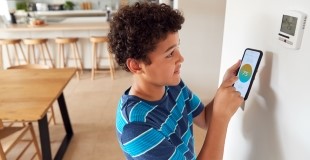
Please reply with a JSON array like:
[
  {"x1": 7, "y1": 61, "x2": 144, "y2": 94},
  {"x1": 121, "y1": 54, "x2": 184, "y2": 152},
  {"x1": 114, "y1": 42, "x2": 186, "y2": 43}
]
[{"x1": 278, "y1": 10, "x2": 307, "y2": 50}]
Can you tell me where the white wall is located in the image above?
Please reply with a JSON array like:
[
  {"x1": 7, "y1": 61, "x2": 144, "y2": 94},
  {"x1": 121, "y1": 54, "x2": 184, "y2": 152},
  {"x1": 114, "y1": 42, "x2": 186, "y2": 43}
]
[
  {"x1": 221, "y1": 0, "x2": 310, "y2": 160},
  {"x1": 0, "y1": 0, "x2": 10, "y2": 21},
  {"x1": 179, "y1": 0, "x2": 226, "y2": 102}
]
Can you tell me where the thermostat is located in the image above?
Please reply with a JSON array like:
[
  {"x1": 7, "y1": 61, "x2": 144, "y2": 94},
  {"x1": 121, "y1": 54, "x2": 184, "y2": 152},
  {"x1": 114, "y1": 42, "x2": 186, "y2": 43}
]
[{"x1": 278, "y1": 10, "x2": 307, "y2": 50}]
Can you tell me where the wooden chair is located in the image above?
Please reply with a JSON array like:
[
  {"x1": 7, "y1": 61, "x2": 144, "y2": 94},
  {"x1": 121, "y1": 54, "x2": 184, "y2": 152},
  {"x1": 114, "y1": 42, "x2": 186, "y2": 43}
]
[
  {"x1": 7, "y1": 64, "x2": 57, "y2": 125},
  {"x1": 23, "y1": 38, "x2": 55, "y2": 68},
  {"x1": 0, "y1": 39, "x2": 27, "y2": 69},
  {"x1": 90, "y1": 36, "x2": 115, "y2": 80},
  {"x1": 0, "y1": 120, "x2": 42, "y2": 160},
  {"x1": 55, "y1": 37, "x2": 83, "y2": 80}
]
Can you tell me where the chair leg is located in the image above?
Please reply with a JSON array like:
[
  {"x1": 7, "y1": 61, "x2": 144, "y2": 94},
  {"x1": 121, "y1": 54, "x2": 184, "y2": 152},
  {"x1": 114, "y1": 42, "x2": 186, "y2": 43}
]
[
  {"x1": 5, "y1": 45, "x2": 12, "y2": 66},
  {"x1": 18, "y1": 43, "x2": 27, "y2": 64},
  {"x1": 38, "y1": 44, "x2": 47, "y2": 65},
  {"x1": 26, "y1": 45, "x2": 31, "y2": 64},
  {"x1": 13, "y1": 44, "x2": 20, "y2": 65},
  {"x1": 91, "y1": 42, "x2": 97, "y2": 80},
  {"x1": 26, "y1": 45, "x2": 32, "y2": 64},
  {"x1": 48, "y1": 106, "x2": 56, "y2": 125},
  {"x1": 108, "y1": 52, "x2": 115, "y2": 80},
  {"x1": 0, "y1": 45, "x2": 3, "y2": 70},
  {"x1": 70, "y1": 43, "x2": 80, "y2": 80},
  {"x1": 73, "y1": 42, "x2": 83, "y2": 74},
  {"x1": 70, "y1": 44, "x2": 79, "y2": 69},
  {"x1": 31, "y1": 45, "x2": 36, "y2": 64},
  {"x1": 0, "y1": 143, "x2": 6, "y2": 160},
  {"x1": 43, "y1": 43, "x2": 55, "y2": 68},
  {"x1": 58, "y1": 44, "x2": 64, "y2": 68},
  {"x1": 28, "y1": 123, "x2": 42, "y2": 160}
]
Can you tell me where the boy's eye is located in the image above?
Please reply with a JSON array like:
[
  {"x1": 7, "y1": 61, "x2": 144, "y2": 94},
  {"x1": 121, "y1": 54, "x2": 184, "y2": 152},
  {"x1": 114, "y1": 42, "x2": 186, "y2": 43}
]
[
  {"x1": 165, "y1": 44, "x2": 179, "y2": 58},
  {"x1": 166, "y1": 50, "x2": 174, "y2": 58}
]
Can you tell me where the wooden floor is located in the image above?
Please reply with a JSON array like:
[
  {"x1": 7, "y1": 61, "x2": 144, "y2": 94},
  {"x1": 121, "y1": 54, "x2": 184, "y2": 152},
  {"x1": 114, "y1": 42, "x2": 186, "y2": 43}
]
[{"x1": 3, "y1": 70, "x2": 207, "y2": 160}]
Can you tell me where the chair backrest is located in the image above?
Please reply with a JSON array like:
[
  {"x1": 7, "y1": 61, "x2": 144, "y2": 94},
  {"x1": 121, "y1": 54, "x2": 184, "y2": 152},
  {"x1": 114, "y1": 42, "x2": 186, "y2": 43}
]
[
  {"x1": 0, "y1": 120, "x2": 42, "y2": 160},
  {"x1": 0, "y1": 123, "x2": 23, "y2": 140},
  {"x1": 7, "y1": 64, "x2": 50, "y2": 69}
]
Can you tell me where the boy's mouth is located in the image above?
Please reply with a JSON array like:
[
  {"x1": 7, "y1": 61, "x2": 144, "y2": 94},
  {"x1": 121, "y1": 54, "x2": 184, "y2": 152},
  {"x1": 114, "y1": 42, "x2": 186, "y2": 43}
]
[{"x1": 174, "y1": 65, "x2": 181, "y2": 74}]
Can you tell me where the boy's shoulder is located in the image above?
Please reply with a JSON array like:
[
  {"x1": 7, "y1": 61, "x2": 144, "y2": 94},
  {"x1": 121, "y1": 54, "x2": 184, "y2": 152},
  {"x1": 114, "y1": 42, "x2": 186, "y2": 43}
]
[
  {"x1": 121, "y1": 80, "x2": 187, "y2": 108},
  {"x1": 119, "y1": 80, "x2": 189, "y2": 117}
]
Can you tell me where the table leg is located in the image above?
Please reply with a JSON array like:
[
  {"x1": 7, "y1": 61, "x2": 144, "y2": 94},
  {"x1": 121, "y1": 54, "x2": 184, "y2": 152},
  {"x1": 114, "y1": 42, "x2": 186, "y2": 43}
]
[
  {"x1": 57, "y1": 93, "x2": 73, "y2": 135},
  {"x1": 38, "y1": 92, "x2": 73, "y2": 160},
  {"x1": 38, "y1": 114, "x2": 52, "y2": 160},
  {"x1": 54, "y1": 92, "x2": 74, "y2": 160}
]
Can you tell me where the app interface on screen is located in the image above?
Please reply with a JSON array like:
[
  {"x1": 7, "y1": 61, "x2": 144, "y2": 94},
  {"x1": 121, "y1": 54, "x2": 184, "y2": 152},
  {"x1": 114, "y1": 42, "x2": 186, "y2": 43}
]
[{"x1": 234, "y1": 50, "x2": 260, "y2": 98}]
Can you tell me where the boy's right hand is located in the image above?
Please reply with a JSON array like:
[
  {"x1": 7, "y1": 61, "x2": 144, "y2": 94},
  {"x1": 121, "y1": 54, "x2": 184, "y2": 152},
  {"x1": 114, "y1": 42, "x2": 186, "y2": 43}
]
[{"x1": 213, "y1": 76, "x2": 244, "y2": 122}]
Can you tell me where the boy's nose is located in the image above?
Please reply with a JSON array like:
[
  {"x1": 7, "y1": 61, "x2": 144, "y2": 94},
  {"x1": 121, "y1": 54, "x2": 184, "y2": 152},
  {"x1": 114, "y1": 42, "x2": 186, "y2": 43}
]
[{"x1": 177, "y1": 51, "x2": 184, "y2": 63}]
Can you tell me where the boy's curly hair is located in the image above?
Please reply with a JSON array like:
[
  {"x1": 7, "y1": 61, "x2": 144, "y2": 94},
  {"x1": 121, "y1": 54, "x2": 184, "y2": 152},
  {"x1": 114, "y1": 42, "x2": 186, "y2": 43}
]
[{"x1": 108, "y1": 2, "x2": 184, "y2": 72}]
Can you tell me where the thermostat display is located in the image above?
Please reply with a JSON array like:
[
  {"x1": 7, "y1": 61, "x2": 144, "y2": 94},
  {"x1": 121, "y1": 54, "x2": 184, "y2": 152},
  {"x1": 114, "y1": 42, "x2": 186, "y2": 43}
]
[
  {"x1": 278, "y1": 10, "x2": 307, "y2": 50},
  {"x1": 281, "y1": 15, "x2": 298, "y2": 36}
]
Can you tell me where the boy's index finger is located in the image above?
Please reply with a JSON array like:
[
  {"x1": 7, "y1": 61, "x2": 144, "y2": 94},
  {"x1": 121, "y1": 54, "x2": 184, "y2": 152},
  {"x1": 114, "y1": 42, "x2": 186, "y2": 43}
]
[
  {"x1": 227, "y1": 60, "x2": 241, "y2": 72},
  {"x1": 222, "y1": 76, "x2": 238, "y2": 88}
]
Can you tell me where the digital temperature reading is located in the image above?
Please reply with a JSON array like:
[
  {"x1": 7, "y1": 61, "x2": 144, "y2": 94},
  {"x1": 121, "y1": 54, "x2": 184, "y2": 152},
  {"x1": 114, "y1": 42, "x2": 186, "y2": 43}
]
[
  {"x1": 233, "y1": 48, "x2": 263, "y2": 100},
  {"x1": 278, "y1": 10, "x2": 307, "y2": 50}
]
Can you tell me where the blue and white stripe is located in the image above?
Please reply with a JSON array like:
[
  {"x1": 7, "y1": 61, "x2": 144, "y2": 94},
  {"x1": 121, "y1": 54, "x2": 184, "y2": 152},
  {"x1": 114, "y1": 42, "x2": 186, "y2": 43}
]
[{"x1": 115, "y1": 81, "x2": 204, "y2": 159}]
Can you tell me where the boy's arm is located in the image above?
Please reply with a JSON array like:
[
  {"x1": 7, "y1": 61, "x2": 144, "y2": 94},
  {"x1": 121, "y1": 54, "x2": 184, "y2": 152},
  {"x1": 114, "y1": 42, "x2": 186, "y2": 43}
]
[
  {"x1": 197, "y1": 76, "x2": 243, "y2": 160},
  {"x1": 197, "y1": 113, "x2": 229, "y2": 160},
  {"x1": 196, "y1": 60, "x2": 244, "y2": 160},
  {"x1": 193, "y1": 100, "x2": 213, "y2": 130},
  {"x1": 193, "y1": 60, "x2": 241, "y2": 130}
]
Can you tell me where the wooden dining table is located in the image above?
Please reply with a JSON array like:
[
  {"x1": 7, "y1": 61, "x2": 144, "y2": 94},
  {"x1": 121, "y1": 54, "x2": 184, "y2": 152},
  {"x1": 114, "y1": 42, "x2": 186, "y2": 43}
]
[{"x1": 0, "y1": 68, "x2": 76, "y2": 160}]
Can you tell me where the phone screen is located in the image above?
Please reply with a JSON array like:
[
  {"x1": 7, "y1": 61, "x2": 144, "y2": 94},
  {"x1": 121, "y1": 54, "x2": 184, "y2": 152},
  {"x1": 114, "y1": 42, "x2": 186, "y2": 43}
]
[{"x1": 233, "y1": 48, "x2": 263, "y2": 100}]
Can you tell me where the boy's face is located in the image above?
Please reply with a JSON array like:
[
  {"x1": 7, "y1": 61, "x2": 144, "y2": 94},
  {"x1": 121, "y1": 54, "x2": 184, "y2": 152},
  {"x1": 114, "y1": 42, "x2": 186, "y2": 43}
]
[{"x1": 139, "y1": 32, "x2": 184, "y2": 86}]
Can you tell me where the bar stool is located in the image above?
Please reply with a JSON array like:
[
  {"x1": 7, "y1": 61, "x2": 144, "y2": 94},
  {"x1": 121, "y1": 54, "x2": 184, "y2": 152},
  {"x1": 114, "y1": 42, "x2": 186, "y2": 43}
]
[
  {"x1": 0, "y1": 39, "x2": 27, "y2": 69},
  {"x1": 23, "y1": 38, "x2": 55, "y2": 68},
  {"x1": 90, "y1": 36, "x2": 115, "y2": 80},
  {"x1": 55, "y1": 37, "x2": 83, "y2": 79}
]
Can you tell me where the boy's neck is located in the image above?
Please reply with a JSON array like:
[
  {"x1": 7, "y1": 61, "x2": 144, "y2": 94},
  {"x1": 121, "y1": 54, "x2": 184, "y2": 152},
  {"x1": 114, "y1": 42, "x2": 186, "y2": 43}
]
[{"x1": 129, "y1": 78, "x2": 165, "y2": 102}]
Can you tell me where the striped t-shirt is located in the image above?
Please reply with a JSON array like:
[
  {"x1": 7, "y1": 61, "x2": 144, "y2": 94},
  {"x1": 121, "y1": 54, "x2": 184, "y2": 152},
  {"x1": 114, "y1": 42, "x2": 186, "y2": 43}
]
[{"x1": 116, "y1": 80, "x2": 204, "y2": 160}]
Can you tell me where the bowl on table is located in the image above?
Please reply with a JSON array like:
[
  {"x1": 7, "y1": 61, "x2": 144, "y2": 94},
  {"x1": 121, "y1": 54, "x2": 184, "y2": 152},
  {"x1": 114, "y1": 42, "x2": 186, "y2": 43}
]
[{"x1": 28, "y1": 18, "x2": 46, "y2": 27}]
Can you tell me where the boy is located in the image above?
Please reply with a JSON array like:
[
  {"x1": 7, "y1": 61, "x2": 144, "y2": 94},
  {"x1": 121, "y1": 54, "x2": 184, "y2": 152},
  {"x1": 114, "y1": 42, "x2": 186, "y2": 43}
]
[{"x1": 108, "y1": 2, "x2": 243, "y2": 160}]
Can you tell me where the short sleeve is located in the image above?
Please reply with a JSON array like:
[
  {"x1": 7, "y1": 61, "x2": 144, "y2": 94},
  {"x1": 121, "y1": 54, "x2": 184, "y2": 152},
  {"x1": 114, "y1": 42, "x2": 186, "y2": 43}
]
[
  {"x1": 182, "y1": 85, "x2": 204, "y2": 118},
  {"x1": 189, "y1": 94, "x2": 204, "y2": 118},
  {"x1": 120, "y1": 122, "x2": 190, "y2": 160}
]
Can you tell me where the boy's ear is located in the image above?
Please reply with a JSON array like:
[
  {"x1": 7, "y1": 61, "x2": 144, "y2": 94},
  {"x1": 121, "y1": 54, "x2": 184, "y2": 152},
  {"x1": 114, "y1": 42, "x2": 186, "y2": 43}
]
[{"x1": 126, "y1": 58, "x2": 142, "y2": 73}]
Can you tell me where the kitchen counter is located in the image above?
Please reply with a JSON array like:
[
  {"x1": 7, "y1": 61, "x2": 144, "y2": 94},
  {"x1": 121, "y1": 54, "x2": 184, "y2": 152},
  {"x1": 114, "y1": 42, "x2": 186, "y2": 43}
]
[
  {"x1": 0, "y1": 16, "x2": 111, "y2": 69},
  {"x1": 33, "y1": 10, "x2": 108, "y2": 17},
  {"x1": 0, "y1": 22, "x2": 109, "y2": 32},
  {"x1": 0, "y1": 17, "x2": 109, "y2": 32},
  {"x1": 14, "y1": 10, "x2": 109, "y2": 18}
]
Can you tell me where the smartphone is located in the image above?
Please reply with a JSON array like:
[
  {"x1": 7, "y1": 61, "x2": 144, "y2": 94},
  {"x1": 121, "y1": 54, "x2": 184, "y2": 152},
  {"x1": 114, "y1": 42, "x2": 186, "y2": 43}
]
[{"x1": 233, "y1": 48, "x2": 263, "y2": 100}]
